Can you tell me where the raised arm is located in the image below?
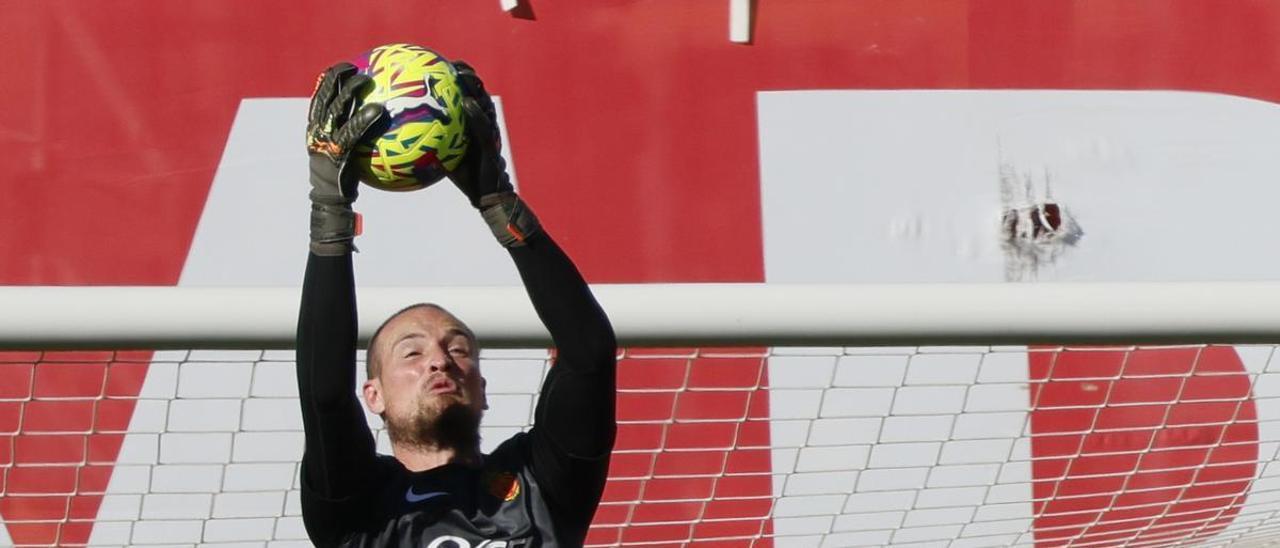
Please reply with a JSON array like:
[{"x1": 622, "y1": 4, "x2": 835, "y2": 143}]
[
  {"x1": 297, "y1": 253, "x2": 376, "y2": 498},
  {"x1": 511, "y1": 231, "x2": 618, "y2": 531},
  {"x1": 449, "y1": 63, "x2": 618, "y2": 538},
  {"x1": 295, "y1": 63, "x2": 388, "y2": 544}
]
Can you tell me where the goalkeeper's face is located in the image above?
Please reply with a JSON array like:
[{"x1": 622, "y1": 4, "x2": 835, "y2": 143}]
[{"x1": 363, "y1": 306, "x2": 487, "y2": 450}]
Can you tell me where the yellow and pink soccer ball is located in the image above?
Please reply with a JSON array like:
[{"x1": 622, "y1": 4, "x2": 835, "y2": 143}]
[{"x1": 351, "y1": 43, "x2": 469, "y2": 192}]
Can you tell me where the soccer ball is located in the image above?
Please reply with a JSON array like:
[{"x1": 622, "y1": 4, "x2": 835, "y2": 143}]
[{"x1": 351, "y1": 43, "x2": 469, "y2": 192}]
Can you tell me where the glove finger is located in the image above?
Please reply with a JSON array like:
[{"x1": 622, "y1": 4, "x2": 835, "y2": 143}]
[
  {"x1": 334, "y1": 102, "x2": 388, "y2": 153},
  {"x1": 453, "y1": 60, "x2": 475, "y2": 74},
  {"x1": 308, "y1": 62, "x2": 357, "y2": 128},
  {"x1": 330, "y1": 73, "x2": 373, "y2": 131},
  {"x1": 452, "y1": 60, "x2": 478, "y2": 91},
  {"x1": 466, "y1": 81, "x2": 497, "y2": 123},
  {"x1": 452, "y1": 61, "x2": 497, "y2": 121},
  {"x1": 461, "y1": 96, "x2": 499, "y2": 148}
]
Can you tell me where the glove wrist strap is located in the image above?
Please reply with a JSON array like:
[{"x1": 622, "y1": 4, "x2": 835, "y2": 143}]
[
  {"x1": 310, "y1": 203, "x2": 361, "y2": 256},
  {"x1": 479, "y1": 192, "x2": 541, "y2": 248}
]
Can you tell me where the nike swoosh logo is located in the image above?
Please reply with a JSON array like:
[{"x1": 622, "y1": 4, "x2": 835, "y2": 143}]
[{"x1": 405, "y1": 487, "x2": 449, "y2": 503}]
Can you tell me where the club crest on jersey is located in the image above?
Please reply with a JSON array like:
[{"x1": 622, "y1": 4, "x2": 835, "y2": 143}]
[{"x1": 485, "y1": 471, "x2": 520, "y2": 502}]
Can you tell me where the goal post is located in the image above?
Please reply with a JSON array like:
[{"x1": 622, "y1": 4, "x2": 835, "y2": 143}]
[
  {"x1": 2, "y1": 283, "x2": 1280, "y2": 547},
  {"x1": 4, "y1": 282, "x2": 1280, "y2": 348}
]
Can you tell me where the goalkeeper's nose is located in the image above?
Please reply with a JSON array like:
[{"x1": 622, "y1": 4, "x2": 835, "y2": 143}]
[{"x1": 425, "y1": 348, "x2": 455, "y2": 374}]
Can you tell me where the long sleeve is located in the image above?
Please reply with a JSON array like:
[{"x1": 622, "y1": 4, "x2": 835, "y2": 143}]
[
  {"x1": 509, "y1": 232, "x2": 618, "y2": 536},
  {"x1": 296, "y1": 252, "x2": 379, "y2": 541}
]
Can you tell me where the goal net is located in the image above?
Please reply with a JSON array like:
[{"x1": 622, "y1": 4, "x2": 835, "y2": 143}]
[{"x1": 2, "y1": 284, "x2": 1279, "y2": 547}]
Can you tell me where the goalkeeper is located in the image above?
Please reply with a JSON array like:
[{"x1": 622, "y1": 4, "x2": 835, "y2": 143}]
[{"x1": 296, "y1": 62, "x2": 618, "y2": 547}]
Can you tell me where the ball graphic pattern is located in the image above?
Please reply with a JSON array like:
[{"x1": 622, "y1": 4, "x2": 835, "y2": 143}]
[{"x1": 352, "y1": 43, "x2": 468, "y2": 191}]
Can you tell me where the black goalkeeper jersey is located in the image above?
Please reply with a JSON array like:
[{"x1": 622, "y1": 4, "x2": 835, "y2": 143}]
[
  {"x1": 296, "y1": 233, "x2": 617, "y2": 548},
  {"x1": 303, "y1": 434, "x2": 567, "y2": 547}
]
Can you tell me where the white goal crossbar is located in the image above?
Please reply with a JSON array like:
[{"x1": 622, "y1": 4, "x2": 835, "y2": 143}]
[
  {"x1": 3, "y1": 282, "x2": 1280, "y2": 349},
  {"x1": 4, "y1": 282, "x2": 1280, "y2": 547}
]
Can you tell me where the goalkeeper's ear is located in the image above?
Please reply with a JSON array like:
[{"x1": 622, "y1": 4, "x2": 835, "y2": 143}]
[{"x1": 362, "y1": 378, "x2": 387, "y2": 416}]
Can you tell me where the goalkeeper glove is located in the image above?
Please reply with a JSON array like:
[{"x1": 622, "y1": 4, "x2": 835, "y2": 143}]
[
  {"x1": 448, "y1": 61, "x2": 541, "y2": 248},
  {"x1": 305, "y1": 62, "x2": 387, "y2": 256}
]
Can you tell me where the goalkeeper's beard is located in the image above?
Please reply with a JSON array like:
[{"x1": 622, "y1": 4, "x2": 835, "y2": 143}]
[{"x1": 386, "y1": 395, "x2": 482, "y2": 453}]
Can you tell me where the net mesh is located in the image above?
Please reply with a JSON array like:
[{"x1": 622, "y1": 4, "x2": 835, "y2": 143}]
[{"x1": 1, "y1": 345, "x2": 1278, "y2": 547}]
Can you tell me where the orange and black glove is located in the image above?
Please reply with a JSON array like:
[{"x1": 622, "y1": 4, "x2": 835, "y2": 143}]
[
  {"x1": 447, "y1": 61, "x2": 540, "y2": 248},
  {"x1": 305, "y1": 62, "x2": 387, "y2": 256}
]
